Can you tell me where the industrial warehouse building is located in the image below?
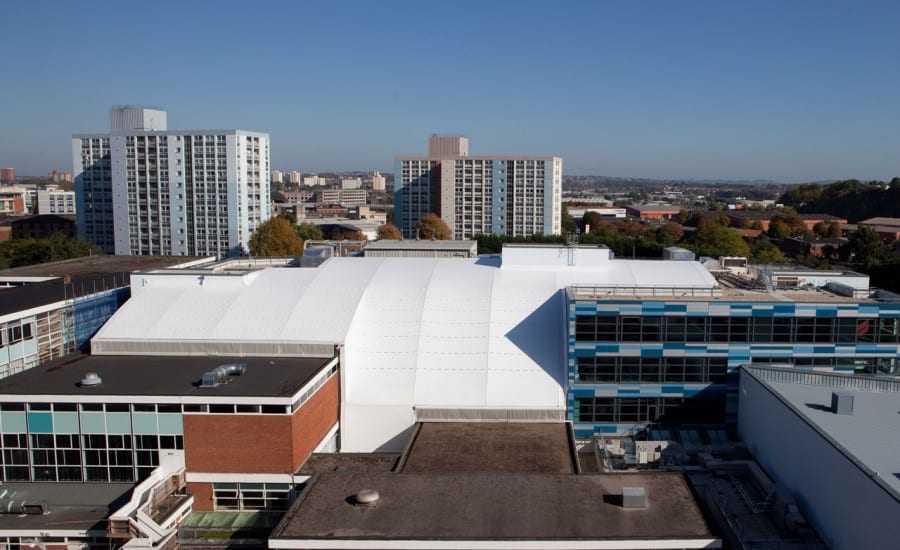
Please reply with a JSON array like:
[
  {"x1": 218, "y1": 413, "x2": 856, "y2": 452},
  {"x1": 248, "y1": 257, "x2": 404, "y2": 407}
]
[{"x1": 739, "y1": 366, "x2": 900, "y2": 550}]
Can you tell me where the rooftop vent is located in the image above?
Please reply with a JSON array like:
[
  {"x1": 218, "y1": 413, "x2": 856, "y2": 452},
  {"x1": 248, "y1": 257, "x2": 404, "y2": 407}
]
[
  {"x1": 80, "y1": 372, "x2": 102, "y2": 387},
  {"x1": 200, "y1": 363, "x2": 247, "y2": 388},
  {"x1": 831, "y1": 391, "x2": 854, "y2": 415},
  {"x1": 354, "y1": 489, "x2": 379, "y2": 508},
  {"x1": 622, "y1": 486, "x2": 646, "y2": 509}
]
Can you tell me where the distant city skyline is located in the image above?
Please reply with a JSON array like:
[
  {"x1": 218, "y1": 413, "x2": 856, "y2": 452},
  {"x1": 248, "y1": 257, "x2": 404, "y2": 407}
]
[{"x1": 1, "y1": 1, "x2": 899, "y2": 182}]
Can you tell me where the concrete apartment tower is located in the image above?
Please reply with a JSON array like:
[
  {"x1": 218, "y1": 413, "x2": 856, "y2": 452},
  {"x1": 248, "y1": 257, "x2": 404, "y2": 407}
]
[
  {"x1": 73, "y1": 106, "x2": 270, "y2": 257},
  {"x1": 396, "y1": 136, "x2": 562, "y2": 239}
]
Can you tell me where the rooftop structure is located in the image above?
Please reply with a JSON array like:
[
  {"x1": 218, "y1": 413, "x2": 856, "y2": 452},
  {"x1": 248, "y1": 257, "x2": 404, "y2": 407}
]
[
  {"x1": 363, "y1": 239, "x2": 478, "y2": 258},
  {"x1": 739, "y1": 366, "x2": 900, "y2": 550},
  {"x1": 401, "y1": 422, "x2": 576, "y2": 474},
  {"x1": 271, "y1": 422, "x2": 718, "y2": 549},
  {"x1": 0, "y1": 482, "x2": 133, "y2": 538},
  {"x1": 428, "y1": 134, "x2": 468, "y2": 157},
  {"x1": 91, "y1": 245, "x2": 718, "y2": 452},
  {"x1": 86, "y1": 245, "x2": 900, "y2": 452}
]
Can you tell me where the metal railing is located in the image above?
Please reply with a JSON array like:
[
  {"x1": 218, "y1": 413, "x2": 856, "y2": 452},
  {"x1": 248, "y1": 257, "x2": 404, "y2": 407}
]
[
  {"x1": 747, "y1": 365, "x2": 900, "y2": 393},
  {"x1": 569, "y1": 285, "x2": 722, "y2": 299}
]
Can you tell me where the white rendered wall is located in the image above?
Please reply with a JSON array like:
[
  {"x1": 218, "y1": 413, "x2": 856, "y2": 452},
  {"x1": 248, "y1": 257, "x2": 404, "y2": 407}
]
[{"x1": 738, "y1": 374, "x2": 899, "y2": 550}]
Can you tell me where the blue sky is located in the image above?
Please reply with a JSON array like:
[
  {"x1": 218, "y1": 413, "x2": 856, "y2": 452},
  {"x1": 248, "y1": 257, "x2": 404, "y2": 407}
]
[{"x1": 1, "y1": 0, "x2": 898, "y2": 182}]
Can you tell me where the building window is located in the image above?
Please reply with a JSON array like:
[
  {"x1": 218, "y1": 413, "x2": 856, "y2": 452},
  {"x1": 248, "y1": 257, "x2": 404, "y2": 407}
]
[
  {"x1": 575, "y1": 396, "x2": 725, "y2": 425},
  {"x1": 213, "y1": 482, "x2": 293, "y2": 511},
  {"x1": 576, "y1": 357, "x2": 727, "y2": 384},
  {"x1": 574, "y1": 313, "x2": 900, "y2": 345}
]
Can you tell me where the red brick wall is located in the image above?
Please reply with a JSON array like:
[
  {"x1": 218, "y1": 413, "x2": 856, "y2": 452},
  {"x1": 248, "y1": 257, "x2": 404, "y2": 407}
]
[
  {"x1": 187, "y1": 482, "x2": 214, "y2": 511},
  {"x1": 183, "y1": 373, "x2": 340, "y2": 475},
  {"x1": 184, "y1": 413, "x2": 295, "y2": 473},
  {"x1": 292, "y1": 374, "x2": 339, "y2": 467}
]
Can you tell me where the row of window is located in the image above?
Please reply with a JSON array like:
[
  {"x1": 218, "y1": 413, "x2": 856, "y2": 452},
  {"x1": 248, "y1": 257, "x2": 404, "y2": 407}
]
[
  {"x1": 0, "y1": 321, "x2": 35, "y2": 348},
  {"x1": 574, "y1": 315, "x2": 900, "y2": 344},
  {"x1": 575, "y1": 355, "x2": 899, "y2": 383},
  {"x1": 576, "y1": 357, "x2": 728, "y2": 383},
  {"x1": 1, "y1": 433, "x2": 183, "y2": 482},
  {"x1": 213, "y1": 482, "x2": 293, "y2": 511},
  {"x1": 0, "y1": 402, "x2": 283, "y2": 414},
  {"x1": 574, "y1": 396, "x2": 725, "y2": 424}
]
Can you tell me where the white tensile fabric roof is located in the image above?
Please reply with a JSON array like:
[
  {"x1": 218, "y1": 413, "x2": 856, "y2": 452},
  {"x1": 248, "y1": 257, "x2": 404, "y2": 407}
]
[{"x1": 93, "y1": 251, "x2": 717, "y2": 452}]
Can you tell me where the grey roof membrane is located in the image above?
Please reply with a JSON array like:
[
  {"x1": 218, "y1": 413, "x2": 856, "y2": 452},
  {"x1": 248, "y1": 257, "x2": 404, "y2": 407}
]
[{"x1": 759, "y1": 377, "x2": 900, "y2": 497}]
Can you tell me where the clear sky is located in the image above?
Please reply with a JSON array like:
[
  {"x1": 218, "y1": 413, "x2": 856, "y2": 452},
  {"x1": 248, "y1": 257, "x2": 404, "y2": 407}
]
[{"x1": 1, "y1": 0, "x2": 898, "y2": 182}]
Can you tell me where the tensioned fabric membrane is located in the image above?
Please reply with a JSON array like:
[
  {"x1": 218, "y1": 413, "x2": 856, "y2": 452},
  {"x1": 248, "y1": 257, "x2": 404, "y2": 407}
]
[{"x1": 92, "y1": 248, "x2": 718, "y2": 451}]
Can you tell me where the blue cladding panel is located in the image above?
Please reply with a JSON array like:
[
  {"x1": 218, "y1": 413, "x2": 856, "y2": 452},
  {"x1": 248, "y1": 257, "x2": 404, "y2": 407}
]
[
  {"x1": 158, "y1": 414, "x2": 183, "y2": 435},
  {"x1": 132, "y1": 413, "x2": 158, "y2": 435},
  {"x1": 27, "y1": 412, "x2": 52, "y2": 433},
  {"x1": 53, "y1": 412, "x2": 79, "y2": 433},
  {"x1": 81, "y1": 413, "x2": 105, "y2": 433},
  {"x1": 106, "y1": 412, "x2": 131, "y2": 434},
  {"x1": 566, "y1": 296, "x2": 900, "y2": 436},
  {"x1": 74, "y1": 287, "x2": 130, "y2": 351},
  {"x1": 1, "y1": 411, "x2": 27, "y2": 432}
]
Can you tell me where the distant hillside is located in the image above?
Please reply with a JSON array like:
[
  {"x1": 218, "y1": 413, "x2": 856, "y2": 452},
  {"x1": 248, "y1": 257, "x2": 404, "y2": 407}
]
[{"x1": 778, "y1": 179, "x2": 900, "y2": 223}]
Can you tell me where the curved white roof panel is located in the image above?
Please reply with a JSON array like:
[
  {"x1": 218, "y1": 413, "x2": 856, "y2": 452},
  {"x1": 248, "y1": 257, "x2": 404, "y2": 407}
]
[{"x1": 94, "y1": 248, "x2": 719, "y2": 451}]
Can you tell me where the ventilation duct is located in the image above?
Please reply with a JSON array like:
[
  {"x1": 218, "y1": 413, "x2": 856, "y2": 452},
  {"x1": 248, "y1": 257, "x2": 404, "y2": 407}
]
[
  {"x1": 200, "y1": 363, "x2": 247, "y2": 388},
  {"x1": 0, "y1": 499, "x2": 48, "y2": 515},
  {"x1": 831, "y1": 391, "x2": 854, "y2": 415}
]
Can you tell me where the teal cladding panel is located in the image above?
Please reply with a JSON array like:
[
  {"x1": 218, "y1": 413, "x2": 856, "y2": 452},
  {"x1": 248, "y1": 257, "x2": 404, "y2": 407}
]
[{"x1": 27, "y1": 412, "x2": 52, "y2": 433}]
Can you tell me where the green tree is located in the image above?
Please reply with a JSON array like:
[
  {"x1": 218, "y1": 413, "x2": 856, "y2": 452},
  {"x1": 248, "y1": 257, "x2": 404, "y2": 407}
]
[
  {"x1": 750, "y1": 237, "x2": 786, "y2": 264},
  {"x1": 813, "y1": 221, "x2": 842, "y2": 238},
  {"x1": 656, "y1": 222, "x2": 684, "y2": 246},
  {"x1": 376, "y1": 223, "x2": 402, "y2": 240},
  {"x1": 249, "y1": 217, "x2": 303, "y2": 256},
  {"x1": 417, "y1": 213, "x2": 452, "y2": 240},
  {"x1": 561, "y1": 205, "x2": 578, "y2": 234},
  {"x1": 843, "y1": 226, "x2": 884, "y2": 263},
  {"x1": 688, "y1": 225, "x2": 750, "y2": 258},
  {"x1": 0, "y1": 233, "x2": 102, "y2": 269},
  {"x1": 768, "y1": 220, "x2": 792, "y2": 239},
  {"x1": 295, "y1": 222, "x2": 323, "y2": 242},
  {"x1": 768, "y1": 209, "x2": 808, "y2": 238},
  {"x1": 582, "y1": 211, "x2": 608, "y2": 232}
]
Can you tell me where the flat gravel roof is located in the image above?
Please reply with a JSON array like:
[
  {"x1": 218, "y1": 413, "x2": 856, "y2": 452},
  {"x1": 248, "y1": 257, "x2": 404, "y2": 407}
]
[
  {"x1": 402, "y1": 422, "x2": 575, "y2": 474},
  {"x1": 271, "y1": 471, "x2": 713, "y2": 542},
  {"x1": 0, "y1": 353, "x2": 334, "y2": 399}
]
